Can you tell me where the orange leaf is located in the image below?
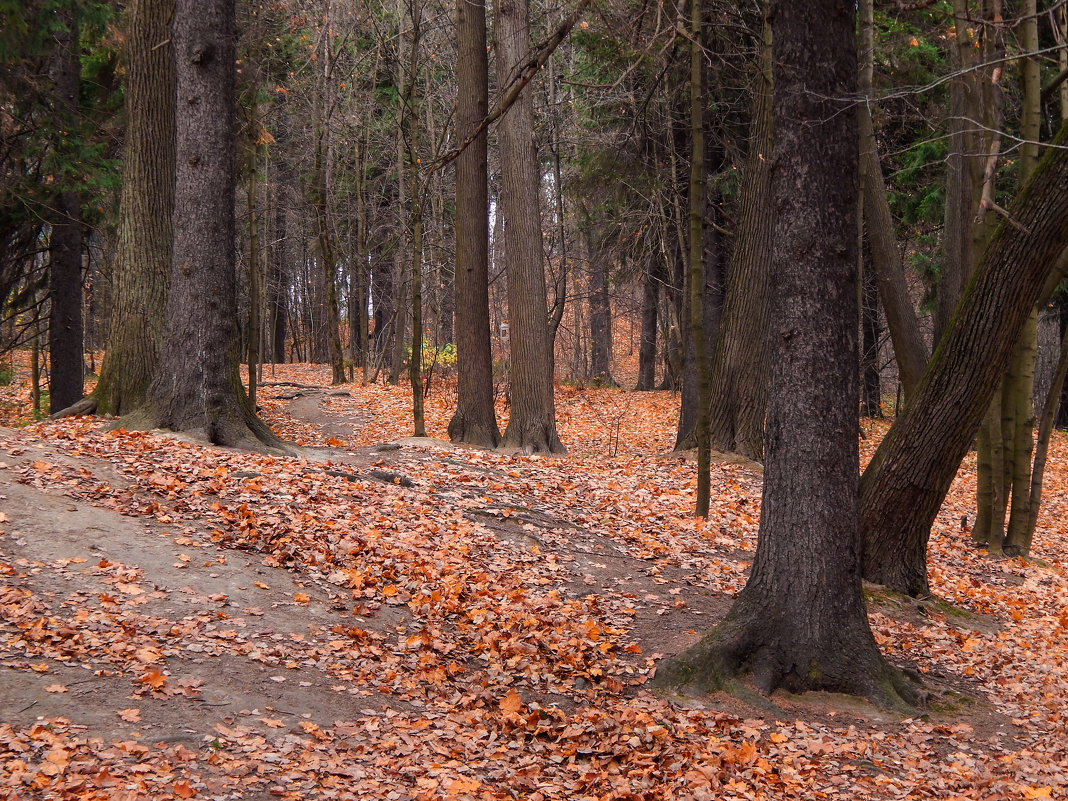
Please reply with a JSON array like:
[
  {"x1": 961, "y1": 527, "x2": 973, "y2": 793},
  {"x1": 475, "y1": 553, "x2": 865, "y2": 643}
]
[
  {"x1": 118, "y1": 708, "x2": 141, "y2": 723},
  {"x1": 294, "y1": 592, "x2": 310, "y2": 604},
  {"x1": 44, "y1": 683, "x2": 67, "y2": 693},
  {"x1": 500, "y1": 689, "x2": 522, "y2": 715},
  {"x1": 173, "y1": 780, "x2": 198, "y2": 798},
  {"x1": 139, "y1": 668, "x2": 167, "y2": 690},
  {"x1": 446, "y1": 777, "x2": 481, "y2": 795},
  {"x1": 1024, "y1": 788, "x2": 1052, "y2": 799}
]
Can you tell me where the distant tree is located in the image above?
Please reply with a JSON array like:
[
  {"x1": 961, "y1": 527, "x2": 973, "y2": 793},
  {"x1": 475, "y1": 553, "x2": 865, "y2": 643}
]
[{"x1": 654, "y1": 0, "x2": 914, "y2": 705}]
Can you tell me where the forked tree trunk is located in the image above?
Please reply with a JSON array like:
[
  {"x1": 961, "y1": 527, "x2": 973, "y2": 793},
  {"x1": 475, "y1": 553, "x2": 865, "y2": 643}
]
[
  {"x1": 447, "y1": 0, "x2": 500, "y2": 447},
  {"x1": 496, "y1": 0, "x2": 564, "y2": 454},
  {"x1": 860, "y1": 121, "x2": 1068, "y2": 596},
  {"x1": 138, "y1": 0, "x2": 283, "y2": 452},
  {"x1": 655, "y1": 0, "x2": 913, "y2": 707}
]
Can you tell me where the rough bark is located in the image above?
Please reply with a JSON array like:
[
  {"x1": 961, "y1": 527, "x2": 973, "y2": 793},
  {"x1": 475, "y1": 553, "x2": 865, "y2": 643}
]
[
  {"x1": 705, "y1": 14, "x2": 772, "y2": 461},
  {"x1": 447, "y1": 0, "x2": 500, "y2": 448},
  {"x1": 860, "y1": 121, "x2": 1068, "y2": 596},
  {"x1": 496, "y1": 0, "x2": 564, "y2": 454},
  {"x1": 136, "y1": 0, "x2": 283, "y2": 452},
  {"x1": 655, "y1": 0, "x2": 912, "y2": 706}
]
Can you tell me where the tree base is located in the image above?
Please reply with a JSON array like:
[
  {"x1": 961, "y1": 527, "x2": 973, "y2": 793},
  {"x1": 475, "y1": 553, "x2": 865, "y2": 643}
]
[
  {"x1": 651, "y1": 609, "x2": 920, "y2": 712},
  {"x1": 117, "y1": 403, "x2": 293, "y2": 456}
]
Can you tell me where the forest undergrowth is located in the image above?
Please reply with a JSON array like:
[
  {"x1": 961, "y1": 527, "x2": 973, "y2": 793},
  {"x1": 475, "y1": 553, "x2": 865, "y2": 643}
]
[{"x1": 0, "y1": 360, "x2": 1066, "y2": 799}]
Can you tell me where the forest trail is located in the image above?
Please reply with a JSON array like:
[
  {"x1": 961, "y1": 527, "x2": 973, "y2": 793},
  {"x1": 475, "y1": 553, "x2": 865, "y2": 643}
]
[{"x1": 1, "y1": 365, "x2": 1067, "y2": 799}]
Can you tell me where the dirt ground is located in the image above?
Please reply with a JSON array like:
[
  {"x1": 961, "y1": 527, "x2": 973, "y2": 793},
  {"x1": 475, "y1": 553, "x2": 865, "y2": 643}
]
[{"x1": 0, "y1": 379, "x2": 1056, "y2": 799}]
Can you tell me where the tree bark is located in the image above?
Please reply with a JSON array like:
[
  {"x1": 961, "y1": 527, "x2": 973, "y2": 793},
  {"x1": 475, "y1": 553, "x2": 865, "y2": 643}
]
[
  {"x1": 137, "y1": 0, "x2": 283, "y2": 452},
  {"x1": 496, "y1": 0, "x2": 564, "y2": 454},
  {"x1": 860, "y1": 121, "x2": 1068, "y2": 596}
]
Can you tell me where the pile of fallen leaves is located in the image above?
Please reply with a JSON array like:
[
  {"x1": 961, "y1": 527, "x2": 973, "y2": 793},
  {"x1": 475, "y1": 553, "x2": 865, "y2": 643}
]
[{"x1": 1, "y1": 363, "x2": 1067, "y2": 799}]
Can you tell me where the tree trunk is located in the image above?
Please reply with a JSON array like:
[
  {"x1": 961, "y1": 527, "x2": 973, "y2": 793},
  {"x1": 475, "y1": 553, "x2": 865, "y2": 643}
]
[
  {"x1": 934, "y1": 0, "x2": 982, "y2": 347},
  {"x1": 655, "y1": 0, "x2": 912, "y2": 706},
  {"x1": 447, "y1": 0, "x2": 500, "y2": 447},
  {"x1": 635, "y1": 253, "x2": 661, "y2": 390},
  {"x1": 48, "y1": 11, "x2": 84, "y2": 413},
  {"x1": 857, "y1": 0, "x2": 926, "y2": 402},
  {"x1": 860, "y1": 121, "x2": 1068, "y2": 596},
  {"x1": 1000, "y1": 0, "x2": 1042, "y2": 554},
  {"x1": 496, "y1": 0, "x2": 564, "y2": 454},
  {"x1": 705, "y1": 13, "x2": 772, "y2": 461},
  {"x1": 586, "y1": 226, "x2": 616, "y2": 387},
  {"x1": 138, "y1": 0, "x2": 282, "y2": 451},
  {"x1": 688, "y1": 0, "x2": 712, "y2": 515}
]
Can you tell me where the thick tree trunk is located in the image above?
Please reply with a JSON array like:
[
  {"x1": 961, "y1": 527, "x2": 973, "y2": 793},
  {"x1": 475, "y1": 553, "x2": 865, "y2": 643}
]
[
  {"x1": 496, "y1": 0, "x2": 564, "y2": 454},
  {"x1": 447, "y1": 0, "x2": 500, "y2": 447},
  {"x1": 48, "y1": 13, "x2": 84, "y2": 413},
  {"x1": 138, "y1": 0, "x2": 282, "y2": 451},
  {"x1": 656, "y1": 0, "x2": 911, "y2": 706},
  {"x1": 705, "y1": 15, "x2": 772, "y2": 461},
  {"x1": 860, "y1": 122, "x2": 1068, "y2": 596}
]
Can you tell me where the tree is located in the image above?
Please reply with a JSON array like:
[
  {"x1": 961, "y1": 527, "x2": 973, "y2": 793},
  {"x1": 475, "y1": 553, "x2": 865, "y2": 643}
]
[
  {"x1": 47, "y1": 7, "x2": 84, "y2": 413},
  {"x1": 496, "y1": 0, "x2": 565, "y2": 454},
  {"x1": 93, "y1": 0, "x2": 174, "y2": 415},
  {"x1": 704, "y1": 14, "x2": 772, "y2": 462},
  {"x1": 132, "y1": 0, "x2": 282, "y2": 451},
  {"x1": 653, "y1": 0, "x2": 913, "y2": 705},
  {"x1": 857, "y1": 0, "x2": 927, "y2": 402},
  {"x1": 860, "y1": 121, "x2": 1068, "y2": 597},
  {"x1": 447, "y1": 0, "x2": 501, "y2": 448}
]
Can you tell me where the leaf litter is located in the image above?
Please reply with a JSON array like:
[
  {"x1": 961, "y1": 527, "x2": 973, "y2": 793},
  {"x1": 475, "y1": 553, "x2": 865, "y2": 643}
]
[{"x1": 0, "y1": 364, "x2": 1066, "y2": 798}]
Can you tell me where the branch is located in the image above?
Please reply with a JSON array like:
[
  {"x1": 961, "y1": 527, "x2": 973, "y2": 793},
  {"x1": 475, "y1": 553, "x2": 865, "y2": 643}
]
[{"x1": 426, "y1": 0, "x2": 594, "y2": 173}]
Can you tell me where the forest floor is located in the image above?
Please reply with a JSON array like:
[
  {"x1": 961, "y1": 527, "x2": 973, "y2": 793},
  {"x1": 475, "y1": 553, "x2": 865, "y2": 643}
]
[{"x1": 1, "y1": 361, "x2": 1068, "y2": 800}]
